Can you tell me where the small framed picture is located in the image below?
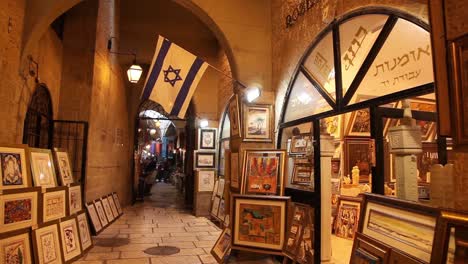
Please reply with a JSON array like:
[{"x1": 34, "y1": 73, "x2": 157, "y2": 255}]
[
  {"x1": 112, "y1": 192, "x2": 123, "y2": 215},
  {"x1": 41, "y1": 186, "x2": 68, "y2": 223},
  {"x1": 211, "y1": 196, "x2": 221, "y2": 218},
  {"x1": 291, "y1": 164, "x2": 314, "y2": 185},
  {"x1": 93, "y1": 199, "x2": 109, "y2": 228},
  {"x1": 29, "y1": 148, "x2": 58, "y2": 188},
  {"x1": 76, "y1": 210, "x2": 93, "y2": 253},
  {"x1": 228, "y1": 94, "x2": 242, "y2": 138},
  {"x1": 68, "y1": 184, "x2": 82, "y2": 215},
  {"x1": 243, "y1": 104, "x2": 273, "y2": 142},
  {"x1": 0, "y1": 188, "x2": 39, "y2": 233},
  {"x1": 283, "y1": 203, "x2": 311, "y2": 260},
  {"x1": 198, "y1": 128, "x2": 217, "y2": 150},
  {"x1": 58, "y1": 215, "x2": 82, "y2": 262},
  {"x1": 53, "y1": 149, "x2": 74, "y2": 186},
  {"x1": 196, "y1": 170, "x2": 216, "y2": 192},
  {"x1": 0, "y1": 144, "x2": 32, "y2": 191},
  {"x1": 107, "y1": 195, "x2": 119, "y2": 219},
  {"x1": 0, "y1": 228, "x2": 33, "y2": 263},
  {"x1": 194, "y1": 151, "x2": 216, "y2": 169},
  {"x1": 217, "y1": 198, "x2": 226, "y2": 220},
  {"x1": 101, "y1": 196, "x2": 115, "y2": 223},
  {"x1": 85, "y1": 202, "x2": 103, "y2": 235},
  {"x1": 334, "y1": 196, "x2": 362, "y2": 240},
  {"x1": 289, "y1": 134, "x2": 312, "y2": 155},
  {"x1": 230, "y1": 152, "x2": 240, "y2": 191},
  {"x1": 210, "y1": 228, "x2": 231, "y2": 263},
  {"x1": 32, "y1": 221, "x2": 64, "y2": 264},
  {"x1": 216, "y1": 178, "x2": 225, "y2": 197}
]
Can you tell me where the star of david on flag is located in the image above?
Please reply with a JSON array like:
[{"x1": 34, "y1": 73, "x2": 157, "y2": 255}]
[{"x1": 141, "y1": 35, "x2": 208, "y2": 118}]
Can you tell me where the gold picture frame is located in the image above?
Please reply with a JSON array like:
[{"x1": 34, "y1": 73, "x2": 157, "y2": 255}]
[
  {"x1": 53, "y1": 149, "x2": 74, "y2": 186},
  {"x1": 32, "y1": 221, "x2": 64, "y2": 264},
  {"x1": 291, "y1": 164, "x2": 314, "y2": 185},
  {"x1": 29, "y1": 148, "x2": 58, "y2": 188},
  {"x1": 228, "y1": 94, "x2": 242, "y2": 138},
  {"x1": 112, "y1": 192, "x2": 123, "y2": 215},
  {"x1": 0, "y1": 228, "x2": 33, "y2": 263},
  {"x1": 76, "y1": 210, "x2": 93, "y2": 253},
  {"x1": 289, "y1": 134, "x2": 312, "y2": 156},
  {"x1": 58, "y1": 215, "x2": 82, "y2": 263},
  {"x1": 0, "y1": 144, "x2": 32, "y2": 191},
  {"x1": 211, "y1": 228, "x2": 231, "y2": 263},
  {"x1": 93, "y1": 199, "x2": 109, "y2": 228},
  {"x1": 0, "y1": 188, "x2": 40, "y2": 233},
  {"x1": 334, "y1": 196, "x2": 362, "y2": 240},
  {"x1": 242, "y1": 104, "x2": 273, "y2": 142},
  {"x1": 68, "y1": 184, "x2": 82, "y2": 215},
  {"x1": 41, "y1": 186, "x2": 68, "y2": 223},
  {"x1": 85, "y1": 202, "x2": 103, "y2": 235}
]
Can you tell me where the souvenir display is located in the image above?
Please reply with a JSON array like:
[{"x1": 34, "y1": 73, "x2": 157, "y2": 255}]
[
  {"x1": 283, "y1": 203, "x2": 311, "y2": 260},
  {"x1": 289, "y1": 134, "x2": 312, "y2": 155},
  {"x1": 241, "y1": 149, "x2": 286, "y2": 196},
  {"x1": 107, "y1": 195, "x2": 119, "y2": 219},
  {"x1": 199, "y1": 128, "x2": 217, "y2": 150},
  {"x1": 242, "y1": 104, "x2": 273, "y2": 142},
  {"x1": 211, "y1": 228, "x2": 231, "y2": 263},
  {"x1": 196, "y1": 170, "x2": 216, "y2": 192},
  {"x1": 230, "y1": 152, "x2": 240, "y2": 191},
  {"x1": 0, "y1": 229, "x2": 33, "y2": 264},
  {"x1": 101, "y1": 197, "x2": 115, "y2": 222},
  {"x1": 0, "y1": 188, "x2": 39, "y2": 233},
  {"x1": 32, "y1": 221, "x2": 64, "y2": 264},
  {"x1": 85, "y1": 202, "x2": 103, "y2": 234},
  {"x1": 334, "y1": 196, "x2": 362, "y2": 240},
  {"x1": 58, "y1": 216, "x2": 82, "y2": 262},
  {"x1": 54, "y1": 150, "x2": 74, "y2": 185},
  {"x1": 211, "y1": 196, "x2": 221, "y2": 218},
  {"x1": 228, "y1": 94, "x2": 242, "y2": 137},
  {"x1": 194, "y1": 151, "x2": 216, "y2": 169},
  {"x1": 76, "y1": 211, "x2": 92, "y2": 252},
  {"x1": 216, "y1": 178, "x2": 225, "y2": 197},
  {"x1": 41, "y1": 187, "x2": 67, "y2": 223},
  {"x1": 232, "y1": 194, "x2": 289, "y2": 254},
  {"x1": 291, "y1": 164, "x2": 313, "y2": 185},
  {"x1": 0, "y1": 145, "x2": 31, "y2": 191},
  {"x1": 29, "y1": 148, "x2": 58, "y2": 188},
  {"x1": 68, "y1": 184, "x2": 82, "y2": 215},
  {"x1": 93, "y1": 200, "x2": 109, "y2": 227},
  {"x1": 112, "y1": 192, "x2": 123, "y2": 215}
]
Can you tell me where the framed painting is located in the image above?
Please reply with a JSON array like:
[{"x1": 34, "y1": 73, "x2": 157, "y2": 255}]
[
  {"x1": 53, "y1": 150, "x2": 74, "y2": 186},
  {"x1": 450, "y1": 35, "x2": 468, "y2": 147},
  {"x1": 0, "y1": 228, "x2": 33, "y2": 264},
  {"x1": 29, "y1": 148, "x2": 58, "y2": 188},
  {"x1": 283, "y1": 203, "x2": 310, "y2": 260},
  {"x1": 232, "y1": 194, "x2": 289, "y2": 254},
  {"x1": 360, "y1": 194, "x2": 438, "y2": 263},
  {"x1": 347, "y1": 96, "x2": 396, "y2": 137},
  {"x1": 334, "y1": 196, "x2": 362, "y2": 240},
  {"x1": 230, "y1": 152, "x2": 240, "y2": 191},
  {"x1": 291, "y1": 164, "x2": 313, "y2": 185},
  {"x1": 210, "y1": 228, "x2": 231, "y2": 263},
  {"x1": 211, "y1": 196, "x2": 221, "y2": 218},
  {"x1": 101, "y1": 197, "x2": 115, "y2": 222},
  {"x1": 194, "y1": 151, "x2": 216, "y2": 169},
  {"x1": 431, "y1": 210, "x2": 468, "y2": 264},
  {"x1": 289, "y1": 134, "x2": 312, "y2": 155},
  {"x1": 350, "y1": 232, "x2": 391, "y2": 264},
  {"x1": 112, "y1": 192, "x2": 123, "y2": 215},
  {"x1": 216, "y1": 178, "x2": 225, "y2": 197},
  {"x1": 85, "y1": 202, "x2": 102, "y2": 235},
  {"x1": 68, "y1": 184, "x2": 82, "y2": 215},
  {"x1": 93, "y1": 199, "x2": 109, "y2": 227},
  {"x1": 0, "y1": 188, "x2": 39, "y2": 233},
  {"x1": 218, "y1": 141, "x2": 229, "y2": 176},
  {"x1": 196, "y1": 170, "x2": 215, "y2": 192},
  {"x1": 198, "y1": 128, "x2": 217, "y2": 150},
  {"x1": 58, "y1": 215, "x2": 82, "y2": 263},
  {"x1": 217, "y1": 198, "x2": 226, "y2": 221},
  {"x1": 242, "y1": 104, "x2": 273, "y2": 142},
  {"x1": 211, "y1": 180, "x2": 219, "y2": 201},
  {"x1": 0, "y1": 144, "x2": 32, "y2": 191},
  {"x1": 295, "y1": 207, "x2": 314, "y2": 264},
  {"x1": 344, "y1": 137, "x2": 372, "y2": 183},
  {"x1": 32, "y1": 221, "x2": 63, "y2": 264},
  {"x1": 41, "y1": 186, "x2": 67, "y2": 223},
  {"x1": 107, "y1": 195, "x2": 119, "y2": 219},
  {"x1": 76, "y1": 211, "x2": 92, "y2": 253},
  {"x1": 228, "y1": 94, "x2": 242, "y2": 138},
  {"x1": 241, "y1": 149, "x2": 286, "y2": 196}
]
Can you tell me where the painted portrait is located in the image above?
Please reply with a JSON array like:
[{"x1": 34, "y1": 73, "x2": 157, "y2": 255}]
[
  {"x1": 0, "y1": 146, "x2": 30, "y2": 190},
  {"x1": 230, "y1": 152, "x2": 240, "y2": 190},
  {"x1": 0, "y1": 232, "x2": 32, "y2": 264},
  {"x1": 292, "y1": 164, "x2": 313, "y2": 185}
]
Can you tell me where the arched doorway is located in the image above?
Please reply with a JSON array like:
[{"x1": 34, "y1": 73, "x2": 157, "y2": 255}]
[{"x1": 23, "y1": 84, "x2": 53, "y2": 148}]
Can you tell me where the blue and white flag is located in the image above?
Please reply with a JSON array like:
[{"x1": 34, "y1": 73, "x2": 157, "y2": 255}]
[{"x1": 141, "y1": 36, "x2": 208, "y2": 118}]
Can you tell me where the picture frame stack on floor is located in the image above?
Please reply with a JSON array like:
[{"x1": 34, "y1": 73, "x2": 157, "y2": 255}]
[{"x1": 85, "y1": 192, "x2": 124, "y2": 235}]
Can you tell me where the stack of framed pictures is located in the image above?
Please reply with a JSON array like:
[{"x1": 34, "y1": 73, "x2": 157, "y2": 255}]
[{"x1": 85, "y1": 192, "x2": 123, "y2": 235}]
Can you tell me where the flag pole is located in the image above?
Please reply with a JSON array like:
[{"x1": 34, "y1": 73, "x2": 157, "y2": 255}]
[{"x1": 206, "y1": 64, "x2": 247, "y2": 88}]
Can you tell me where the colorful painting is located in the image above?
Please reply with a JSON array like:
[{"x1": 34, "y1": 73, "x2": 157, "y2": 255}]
[
  {"x1": 230, "y1": 152, "x2": 240, "y2": 190},
  {"x1": 59, "y1": 218, "x2": 81, "y2": 261},
  {"x1": 0, "y1": 146, "x2": 30, "y2": 190},
  {"x1": 85, "y1": 203, "x2": 102, "y2": 233},
  {"x1": 94, "y1": 200, "x2": 108, "y2": 227},
  {"x1": 197, "y1": 170, "x2": 215, "y2": 192},
  {"x1": 242, "y1": 151, "x2": 286, "y2": 195},
  {"x1": 43, "y1": 189, "x2": 66, "y2": 222},
  {"x1": 243, "y1": 104, "x2": 273, "y2": 142},
  {"x1": 30, "y1": 149, "x2": 57, "y2": 188},
  {"x1": 335, "y1": 198, "x2": 361, "y2": 240},
  {"x1": 77, "y1": 212, "x2": 92, "y2": 251},
  {"x1": 291, "y1": 164, "x2": 313, "y2": 185},
  {"x1": 101, "y1": 198, "x2": 114, "y2": 222},
  {"x1": 0, "y1": 232, "x2": 32, "y2": 264},
  {"x1": 199, "y1": 128, "x2": 216, "y2": 150},
  {"x1": 0, "y1": 191, "x2": 38, "y2": 233},
  {"x1": 33, "y1": 223, "x2": 62, "y2": 264},
  {"x1": 55, "y1": 151, "x2": 73, "y2": 185},
  {"x1": 68, "y1": 185, "x2": 82, "y2": 215},
  {"x1": 211, "y1": 228, "x2": 231, "y2": 263},
  {"x1": 228, "y1": 94, "x2": 241, "y2": 137},
  {"x1": 4, "y1": 199, "x2": 32, "y2": 224}
]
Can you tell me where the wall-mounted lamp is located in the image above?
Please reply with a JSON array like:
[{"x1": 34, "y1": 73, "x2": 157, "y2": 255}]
[
  {"x1": 199, "y1": 119, "x2": 209, "y2": 128},
  {"x1": 149, "y1": 129, "x2": 156, "y2": 135},
  {"x1": 246, "y1": 87, "x2": 261, "y2": 102},
  {"x1": 108, "y1": 37, "x2": 143, "y2": 83}
]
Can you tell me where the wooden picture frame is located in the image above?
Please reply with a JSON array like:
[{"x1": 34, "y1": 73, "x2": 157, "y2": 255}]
[
  {"x1": 0, "y1": 228, "x2": 33, "y2": 263},
  {"x1": 344, "y1": 137, "x2": 372, "y2": 183},
  {"x1": 76, "y1": 210, "x2": 93, "y2": 253},
  {"x1": 228, "y1": 94, "x2": 242, "y2": 138},
  {"x1": 242, "y1": 104, "x2": 273, "y2": 142},
  {"x1": 107, "y1": 195, "x2": 119, "y2": 219},
  {"x1": 350, "y1": 232, "x2": 390, "y2": 264},
  {"x1": 231, "y1": 194, "x2": 289, "y2": 254},
  {"x1": 41, "y1": 186, "x2": 68, "y2": 223},
  {"x1": 29, "y1": 148, "x2": 58, "y2": 188},
  {"x1": 230, "y1": 152, "x2": 240, "y2": 192},
  {"x1": 216, "y1": 178, "x2": 225, "y2": 197},
  {"x1": 101, "y1": 196, "x2": 115, "y2": 223},
  {"x1": 211, "y1": 196, "x2": 221, "y2": 219},
  {"x1": 334, "y1": 195, "x2": 363, "y2": 240},
  {"x1": 58, "y1": 215, "x2": 82, "y2": 263},
  {"x1": 283, "y1": 203, "x2": 310, "y2": 260},
  {"x1": 289, "y1": 134, "x2": 312, "y2": 156},
  {"x1": 217, "y1": 198, "x2": 226, "y2": 221},
  {"x1": 432, "y1": 209, "x2": 468, "y2": 264},
  {"x1": 196, "y1": 170, "x2": 216, "y2": 192},
  {"x1": 450, "y1": 35, "x2": 468, "y2": 147},
  {"x1": 295, "y1": 207, "x2": 314, "y2": 264},
  {"x1": 85, "y1": 202, "x2": 103, "y2": 235},
  {"x1": 211, "y1": 228, "x2": 231, "y2": 263},
  {"x1": 194, "y1": 151, "x2": 216, "y2": 169},
  {"x1": 241, "y1": 149, "x2": 286, "y2": 196},
  {"x1": 347, "y1": 96, "x2": 396, "y2": 137},
  {"x1": 112, "y1": 192, "x2": 123, "y2": 215},
  {"x1": 93, "y1": 199, "x2": 109, "y2": 228},
  {"x1": 32, "y1": 221, "x2": 64, "y2": 264},
  {"x1": 0, "y1": 187, "x2": 40, "y2": 233},
  {"x1": 198, "y1": 128, "x2": 217, "y2": 150},
  {"x1": 211, "y1": 180, "x2": 219, "y2": 201},
  {"x1": 68, "y1": 183, "x2": 82, "y2": 215},
  {"x1": 53, "y1": 149, "x2": 74, "y2": 186},
  {"x1": 291, "y1": 164, "x2": 314, "y2": 185},
  {"x1": 0, "y1": 144, "x2": 32, "y2": 191}
]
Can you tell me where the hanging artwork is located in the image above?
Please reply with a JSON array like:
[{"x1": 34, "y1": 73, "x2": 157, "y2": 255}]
[
  {"x1": 241, "y1": 150, "x2": 286, "y2": 196},
  {"x1": 29, "y1": 148, "x2": 58, "y2": 188},
  {"x1": 54, "y1": 150, "x2": 74, "y2": 185},
  {"x1": 211, "y1": 228, "x2": 231, "y2": 263},
  {"x1": 194, "y1": 151, "x2": 216, "y2": 169},
  {"x1": 58, "y1": 216, "x2": 82, "y2": 262},
  {"x1": 242, "y1": 104, "x2": 273, "y2": 142},
  {"x1": 42, "y1": 187, "x2": 67, "y2": 223},
  {"x1": 230, "y1": 152, "x2": 240, "y2": 191},
  {"x1": 112, "y1": 192, "x2": 123, "y2": 215},
  {"x1": 93, "y1": 200, "x2": 109, "y2": 227},
  {"x1": 101, "y1": 197, "x2": 114, "y2": 223},
  {"x1": 289, "y1": 134, "x2": 312, "y2": 155},
  {"x1": 196, "y1": 170, "x2": 215, "y2": 192},
  {"x1": 32, "y1": 222, "x2": 63, "y2": 264},
  {"x1": 76, "y1": 211, "x2": 92, "y2": 252},
  {"x1": 0, "y1": 230, "x2": 32, "y2": 264},
  {"x1": 85, "y1": 203, "x2": 102, "y2": 234},
  {"x1": 334, "y1": 196, "x2": 362, "y2": 240},
  {"x1": 68, "y1": 184, "x2": 82, "y2": 215},
  {"x1": 291, "y1": 164, "x2": 314, "y2": 185},
  {"x1": 0, "y1": 188, "x2": 39, "y2": 233},
  {"x1": 107, "y1": 195, "x2": 119, "y2": 219},
  {"x1": 198, "y1": 128, "x2": 217, "y2": 150},
  {"x1": 232, "y1": 195, "x2": 289, "y2": 253},
  {"x1": 228, "y1": 94, "x2": 242, "y2": 138},
  {"x1": 0, "y1": 145, "x2": 31, "y2": 191}
]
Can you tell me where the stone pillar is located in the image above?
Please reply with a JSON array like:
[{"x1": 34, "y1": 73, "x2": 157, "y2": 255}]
[{"x1": 320, "y1": 134, "x2": 335, "y2": 263}]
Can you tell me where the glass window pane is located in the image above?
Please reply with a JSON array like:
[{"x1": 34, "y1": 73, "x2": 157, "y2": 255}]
[
  {"x1": 284, "y1": 72, "x2": 333, "y2": 122},
  {"x1": 221, "y1": 114, "x2": 230, "y2": 139},
  {"x1": 303, "y1": 32, "x2": 336, "y2": 99},
  {"x1": 349, "y1": 18, "x2": 434, "y2": 105},
  {"x1": 340, "y1": 14, "x2": 388, "y2": 94}
]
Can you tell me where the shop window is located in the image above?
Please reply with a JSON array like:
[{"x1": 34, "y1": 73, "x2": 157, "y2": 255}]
[
  {"x1": 23, "y1": 84, "x2": 53, "y2": 148},
  {"x1": 218, "y1": 108, "x2": 230, "y2": 176}
]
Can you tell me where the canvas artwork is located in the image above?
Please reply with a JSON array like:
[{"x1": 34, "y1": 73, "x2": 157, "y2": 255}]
[
  {"x1": 32, "y1": 223, "x2": 63, "y2": 264},
  {"x1": 0, "y1": 146, "x2": 30, "y2": 190},
  {"x1": 0, "y1": 190, "x2": 38, "y2": 233},
  {"x1": 242, "y1": 150, "x2": 285, "y2": 196},
  {"x1": 292, "y1": 164, "x2": 313, "y2": 185},
  {"x1": 93, "y1": 200, "x2": 109, "y2": 227},
  {"x1": 195, "y1": 151, "x2": 216, "y2": 169},
  {"x1": 290, "y1": 134, "x2": 311, "y2": 155},
  {"x1": 68, "y1": 185, "x2": 82, "y2": 215},
  {"x1": 77, "y1": 212, "x2": 92, "y2": 251},
  {"x1": 107, "y1": 196, "x2": 119, "y2": 218},
  {"x1": 199, "y1": 128, "x2": 217, "y2": 150},
  {"x1": 230, "y1": 152, "x2": 240, "y2": 190},
  {"x1": 243, "y1": 104, "x2": 272, "y2": 142},
  {"x1": 43, "y1": 189, "x2": 67, "y2": 222},
  {"x1": 197, "y1": 170, "x2": 215, "y2": 192},
  {"x1": 228, "y1": 94, "x2": 242, "y2": 137},
  {"x1": 55, "y1": 151, "x2": 73, "y2": 185},
  {"x1": 216, "y1": 178, "x2": 225, "y2": 197},
  {"x1": 0, "y1": 231, "x2": 32, "y2": 264},
  {"x1": 211, "y1": 228, "x2": 231, "y2": 263},
  {"x1": 30, "y1": 149, "x2": 57, "y2": 188},
  {"x1": 85, "y1": 203, "x2": 102, "y2": 233},
  {"x1": 112, "y1": 192, "x2": 123, "y2": 215},
  {"x1": 101, "y1": 198, "x2": 114, "y2": 222},
  {"x1": 335, "y1": 198, "x2": 361, "y2": 240},
  {"x1": 59, "y1": 217, "x2": 81, "y2": 261},
  {"x1": 233, "y1": 195, "x2": 288, "y2": 252}
]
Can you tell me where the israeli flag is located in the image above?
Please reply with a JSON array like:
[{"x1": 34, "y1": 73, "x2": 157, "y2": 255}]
[{"x1": 141, "y1": 36, "x2": 208, "y2": 118}]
